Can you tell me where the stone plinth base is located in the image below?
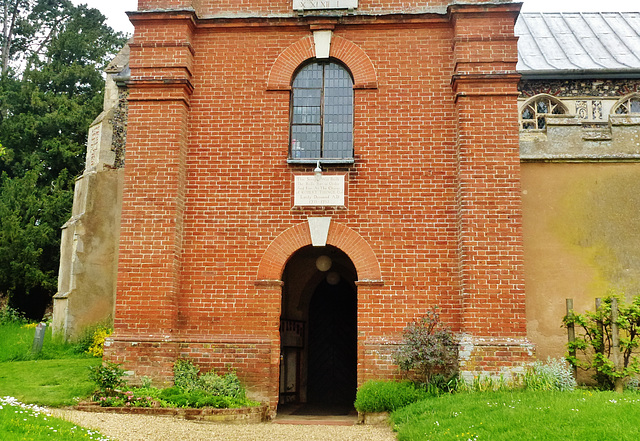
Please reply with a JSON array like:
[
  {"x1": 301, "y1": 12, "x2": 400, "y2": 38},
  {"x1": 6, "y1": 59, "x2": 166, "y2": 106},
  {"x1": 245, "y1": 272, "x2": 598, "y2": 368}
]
[{"x1": 458, "y1": 335, "x2": 535, "y2": 381}]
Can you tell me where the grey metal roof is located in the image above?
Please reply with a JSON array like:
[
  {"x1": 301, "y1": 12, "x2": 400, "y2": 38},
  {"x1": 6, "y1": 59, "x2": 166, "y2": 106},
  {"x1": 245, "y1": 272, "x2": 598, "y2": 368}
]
[{"x1": 515, "y1": 12, "x2": 640, "y2": 76}]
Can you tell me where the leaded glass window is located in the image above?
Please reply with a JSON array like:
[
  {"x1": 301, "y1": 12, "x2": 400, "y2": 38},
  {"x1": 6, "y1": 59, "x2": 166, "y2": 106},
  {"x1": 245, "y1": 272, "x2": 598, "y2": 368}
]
[
  {"x1": 521, "y1": 95, "x2": 566, "y2": 130},
  {"x1": 614, "y1": 95, "x2": 640, "y2": 115},
  {"x1": 290, "y1": 61, "x2": 353, "y2": 162}
]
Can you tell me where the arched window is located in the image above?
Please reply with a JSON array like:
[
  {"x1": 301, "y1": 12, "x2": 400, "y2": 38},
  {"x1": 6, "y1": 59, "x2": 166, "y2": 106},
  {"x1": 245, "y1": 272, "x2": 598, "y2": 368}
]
[
  {"x1": 290, "y1": 61, "x2": 353, "y2": 162},
  {"x1": 613, "y1": 94, "x2": 640, "y2": 115},
  {"x1": 520, "y1": 95, "x2": 567, "y2": 130}
]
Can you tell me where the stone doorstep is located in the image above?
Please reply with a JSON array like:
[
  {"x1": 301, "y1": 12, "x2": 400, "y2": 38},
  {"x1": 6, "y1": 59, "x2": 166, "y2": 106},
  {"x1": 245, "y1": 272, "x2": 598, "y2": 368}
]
[
  {"x1": 74, "y1": 403, "x2": 269, "y2": 423},
  {"x1": 357, "y1": 411, "x2": 390, "y2": 426},
  {"x1": 273, "y1": 418, "x2": 356, "y2": 426}
]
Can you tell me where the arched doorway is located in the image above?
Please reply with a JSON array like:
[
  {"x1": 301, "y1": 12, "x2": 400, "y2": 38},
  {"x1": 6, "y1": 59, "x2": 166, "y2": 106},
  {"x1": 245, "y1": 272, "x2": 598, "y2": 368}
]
[{"x1": 279, "y1": 245, "x2": 357, "y2": 410}]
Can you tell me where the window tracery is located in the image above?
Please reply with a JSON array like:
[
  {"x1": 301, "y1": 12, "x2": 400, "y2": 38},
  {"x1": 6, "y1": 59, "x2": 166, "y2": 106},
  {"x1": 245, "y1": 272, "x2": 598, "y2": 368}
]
[
  {"x1": 613, "y1": 94, "x2": 640, "y2": 115},
  {"x1": 520, "y1": 95, "x2": 567, "y2": 130}
]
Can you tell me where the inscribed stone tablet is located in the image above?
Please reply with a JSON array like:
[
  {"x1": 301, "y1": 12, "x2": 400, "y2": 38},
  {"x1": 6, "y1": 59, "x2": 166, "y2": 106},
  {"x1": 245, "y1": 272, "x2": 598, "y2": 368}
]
[
  {"x1": 294, "y1": 175, "x2": 345, "y2": 206},
  {"x1": 293, "y1": 0, "x2": 358, "y2": 10},
  {"x1": 86, "y1": 124, "x2": 102, "y2": 168}
]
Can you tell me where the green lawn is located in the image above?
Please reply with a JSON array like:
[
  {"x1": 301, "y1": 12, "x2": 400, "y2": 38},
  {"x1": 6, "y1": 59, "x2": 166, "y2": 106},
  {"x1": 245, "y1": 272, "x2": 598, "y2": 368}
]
[
  {"x1": 0, "y1": 322, "x2": 87, "y2": 362},
  {"x1": 0, "y1": 321, "x2": 109, "y2": 439},
  {"x1": 391, "y1": 390, "x2": 640, "y2": 441},
  {"x1": 0, "y1": 396, "x2": 112, "y2": 441},
  {"x1": 0, "y1": 358, "x2": 100, "y2": 407},
  {"x1": 0, "y1": 321, "x2": 100, "y2": 406}
]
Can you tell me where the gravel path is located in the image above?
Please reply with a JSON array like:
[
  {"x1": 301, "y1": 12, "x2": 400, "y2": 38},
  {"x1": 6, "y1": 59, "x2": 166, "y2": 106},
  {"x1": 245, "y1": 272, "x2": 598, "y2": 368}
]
[{"x1": 50, "y1": 409, "x2": 397, "y2": 441}]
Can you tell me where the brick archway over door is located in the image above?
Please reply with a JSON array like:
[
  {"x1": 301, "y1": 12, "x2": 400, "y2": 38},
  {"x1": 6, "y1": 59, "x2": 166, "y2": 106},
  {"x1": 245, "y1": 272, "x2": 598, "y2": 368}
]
[
  {"x1": 256, "y1": 221, "x2": 382, "y2": 282},
  {"x1": 266, "y1": 35, "x2": 378, "y2": 90}
]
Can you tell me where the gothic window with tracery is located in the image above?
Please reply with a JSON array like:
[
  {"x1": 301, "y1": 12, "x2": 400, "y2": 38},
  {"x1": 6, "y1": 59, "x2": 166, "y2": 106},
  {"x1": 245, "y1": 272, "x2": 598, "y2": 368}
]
[
  {"x1": 521, "y1": 95, "x2": 567, "y2": 130},
  {"x1": 613, "y1": 95, "x2": 640, "y2": 115}
]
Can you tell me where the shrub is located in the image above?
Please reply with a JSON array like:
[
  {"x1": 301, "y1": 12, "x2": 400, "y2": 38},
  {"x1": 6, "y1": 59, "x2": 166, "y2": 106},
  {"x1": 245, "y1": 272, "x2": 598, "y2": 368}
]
[
  {"x1": 173, "y1": 358, "x2": 200, "y2": 392},
  {"x1": 0, "y1": 304, "x2": 26, "y2": 325},
  {"x1": 393, "y1": 308, "x2": 458, "y2": 385},
  {"x1": 524, "y1": 357, "x2": 577, "y2": 392},
  {"x1": 140, "y1": 376, "x2": 153, "y2": 388},
  {"x1": 354, "y1": 380, "x2": 428, "y2": 413},
  {"x1": 158, "y1": 386, "x2": 258, "y2": 409},
  {"x1": 73, "y1": 322, "x2": 112, "y2": 355},
  {"x1": 200, "y1": 371, "x2": 245, "y2": 398},
  {"x1": 169, "y1": 359, "x2": 254, "y2": 407},
  {"x1": 563, "y1": 295, "x2": 640, "y2": 390},
  {"x1": 625, "y1": 376, "x2": 640, "y2": 391},
  {"x1": 89, "y1": 361, "x2": 126, "y2": 394},
  {"x1": 86, "y1": 326, "x2": 112, "y2": 357}
]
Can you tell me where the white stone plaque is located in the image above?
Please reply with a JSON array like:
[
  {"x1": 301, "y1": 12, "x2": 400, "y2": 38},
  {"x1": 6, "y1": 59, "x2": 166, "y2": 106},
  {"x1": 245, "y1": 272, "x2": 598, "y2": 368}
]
[
  {"x1": 86, "y1": 124, "x2": 102, "y2": 169},
  {"x1": 293, "y1": 0, "x2": 358, "y2": 10},
  {"x1": 295, "y1": 175, "x2": 345, "y2": 206}
]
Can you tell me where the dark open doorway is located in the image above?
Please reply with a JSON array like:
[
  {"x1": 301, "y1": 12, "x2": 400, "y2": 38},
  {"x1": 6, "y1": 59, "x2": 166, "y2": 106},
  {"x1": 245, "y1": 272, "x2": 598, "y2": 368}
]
[
  {"x1": 279, "y1": 245, "x2": 357, "y2": 414},
  {"x1": 307, "y1": 278, "x2": 357, "y2": 406}
]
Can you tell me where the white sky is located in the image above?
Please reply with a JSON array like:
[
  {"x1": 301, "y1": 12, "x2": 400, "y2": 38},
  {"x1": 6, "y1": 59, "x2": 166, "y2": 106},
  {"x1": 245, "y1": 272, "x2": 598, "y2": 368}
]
[{"x1": 72, "y1": 1, "x2": 638, "y2": 35}]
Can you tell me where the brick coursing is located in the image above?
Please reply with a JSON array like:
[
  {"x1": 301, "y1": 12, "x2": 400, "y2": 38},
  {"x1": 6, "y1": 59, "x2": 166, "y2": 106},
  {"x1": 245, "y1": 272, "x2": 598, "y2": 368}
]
[{"x1": 109, "y1": 1, "x2": 532, "y2": 413}]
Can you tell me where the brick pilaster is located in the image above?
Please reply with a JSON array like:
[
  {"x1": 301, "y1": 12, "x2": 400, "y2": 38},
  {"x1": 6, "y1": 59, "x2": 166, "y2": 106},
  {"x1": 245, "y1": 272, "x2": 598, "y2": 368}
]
[
  {"x1": 450, "y1": 3, "x2": 529, "y2": 344},
  {"x1": 111, "y1": 13, "x2": 195, "y2": 346}
]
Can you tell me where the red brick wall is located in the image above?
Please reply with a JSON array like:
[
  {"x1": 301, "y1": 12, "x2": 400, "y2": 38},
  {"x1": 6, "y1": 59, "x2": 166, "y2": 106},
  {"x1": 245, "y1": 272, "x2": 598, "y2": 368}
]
[
  {"x1": 109, "y1": 2, "x2": 532, "y2": 411},
  {"x1": 138, "y1": 1, "x2": 456, "y2": 16}
]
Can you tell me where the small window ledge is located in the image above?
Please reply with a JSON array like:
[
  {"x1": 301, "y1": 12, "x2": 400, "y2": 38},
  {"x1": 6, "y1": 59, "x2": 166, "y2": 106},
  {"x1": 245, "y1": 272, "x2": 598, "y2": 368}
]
[{"x1": 287, "y1": 158, "x2": 355, "y2": 165}]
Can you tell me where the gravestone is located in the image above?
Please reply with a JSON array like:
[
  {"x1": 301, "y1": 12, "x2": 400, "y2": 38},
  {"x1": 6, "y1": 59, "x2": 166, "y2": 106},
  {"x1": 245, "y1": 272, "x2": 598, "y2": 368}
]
[{"x1": 32, "y1": 322, "x2": 47, "y2": 354}]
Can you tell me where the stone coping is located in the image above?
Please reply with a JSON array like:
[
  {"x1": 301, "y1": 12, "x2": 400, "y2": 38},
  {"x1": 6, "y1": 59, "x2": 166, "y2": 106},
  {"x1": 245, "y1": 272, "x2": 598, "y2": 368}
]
[{"x1": 74, "y1": 402, "x2": 269, "y2": 423}]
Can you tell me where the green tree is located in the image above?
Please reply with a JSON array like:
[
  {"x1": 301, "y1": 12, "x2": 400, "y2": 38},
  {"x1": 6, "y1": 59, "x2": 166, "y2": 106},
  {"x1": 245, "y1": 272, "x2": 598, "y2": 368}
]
[{"x1": 0, "y1": 1, "x2": 126, "y2": 318}]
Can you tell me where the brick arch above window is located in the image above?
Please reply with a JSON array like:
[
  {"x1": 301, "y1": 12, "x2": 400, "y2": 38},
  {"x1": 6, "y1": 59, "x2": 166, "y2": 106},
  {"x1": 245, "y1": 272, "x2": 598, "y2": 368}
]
[
  {"x1": 267, "y1": 35, "x2": 378, "y2": 91},
  {"x1": 256, "y1": 221, "x2": 382, "y2": 283}
]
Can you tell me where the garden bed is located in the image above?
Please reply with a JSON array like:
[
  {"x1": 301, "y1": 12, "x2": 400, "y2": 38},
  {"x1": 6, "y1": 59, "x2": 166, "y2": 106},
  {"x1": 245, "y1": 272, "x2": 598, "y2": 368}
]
[{"x1": 74, "y1": 401, "x2": 269, "y2": 423}]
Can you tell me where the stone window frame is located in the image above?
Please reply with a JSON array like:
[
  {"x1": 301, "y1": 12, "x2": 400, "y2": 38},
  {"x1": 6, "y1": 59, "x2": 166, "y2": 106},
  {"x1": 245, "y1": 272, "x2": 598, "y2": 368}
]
[
  {"x1": 520, "y1": 94, "x2": 569, "y2": 130},
  {"x1": 612, "y1": 93, "x2": 640, "y2": 115},
  {"x1": 288, "y1": 59, "x2": 354, "y2": 165}
]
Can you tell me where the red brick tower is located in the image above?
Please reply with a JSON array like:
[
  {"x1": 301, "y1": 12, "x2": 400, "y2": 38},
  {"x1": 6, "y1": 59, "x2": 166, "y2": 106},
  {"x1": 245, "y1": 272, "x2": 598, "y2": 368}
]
[{"x1": 106, "y1": 0, "x2": 531, "y2": 414}]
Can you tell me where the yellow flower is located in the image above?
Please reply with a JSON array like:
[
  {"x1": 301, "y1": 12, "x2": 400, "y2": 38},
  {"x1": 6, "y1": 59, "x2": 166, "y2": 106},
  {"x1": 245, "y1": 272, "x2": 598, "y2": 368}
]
[{"x1": 87, "y1": 327, "x2": 113, "y2": 357}]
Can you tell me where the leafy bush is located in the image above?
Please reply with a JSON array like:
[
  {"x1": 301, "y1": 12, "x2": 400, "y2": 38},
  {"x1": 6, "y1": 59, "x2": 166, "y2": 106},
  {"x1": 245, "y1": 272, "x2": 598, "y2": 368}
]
[
  {"x1": 89, "y1": 362, "x2": 126, "y2": 393},
  {"x1": 354, "y1": 380, "x2": 428, "y2": 413},
  {"x1": 200, "y1": 371, "x2": 245, "y2": 398},
  {"x1": 625, "y1": 376, "x2": 640, "y2": 391},
  {"x1": 0, "y1": 304, "x2": 26, "y2": 325},
  {"x1": 95, "y1": 386, "x2": 164, "y2": 408},
  {"x1": 173, "y1": 358, "x2": 200, "y2": 392},
  {"x1": 563, "y1": 295, "x2": 640, "y2": 389},
  {"x1": 524, "y1": 357, "x2": 577, "y2": 392},
  {"x1": 72, "y1": 322, "x2": 113, "y2": 355},
  {"x1": 86, "y1": 326, "x2": 112, "y2": 357},
  {"x1": 158, "y1": 387, "x2": 258, "y2": 409},
  {"x1": 165, "y1": 359, "x2": 255, "y2": 408},
  {"x1": 90, "y1": 358, "x2": 258, "y2": 409},
  {"x1": 393, "y1": 308, "x2": 458, "y2": 385}
]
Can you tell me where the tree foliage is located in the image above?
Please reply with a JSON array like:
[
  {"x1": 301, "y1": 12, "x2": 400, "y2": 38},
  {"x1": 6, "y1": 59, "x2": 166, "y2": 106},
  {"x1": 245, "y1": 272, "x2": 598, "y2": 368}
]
[
  {"x1": 0, "y1": 0, "x2": 126, "y2": 318},
  {"x1": 563, "y1": 295, "x2": 640, "y2": 390}
]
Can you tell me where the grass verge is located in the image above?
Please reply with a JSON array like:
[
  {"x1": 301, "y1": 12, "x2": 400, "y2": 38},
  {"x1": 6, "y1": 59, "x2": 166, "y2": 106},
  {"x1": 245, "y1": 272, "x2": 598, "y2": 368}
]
[
  {"x1": 0, "y1": 396, "x2": 111, "y2": 441},
  {"x1": 391, "y1": 390, "x2": 640, "y2": 441}
]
